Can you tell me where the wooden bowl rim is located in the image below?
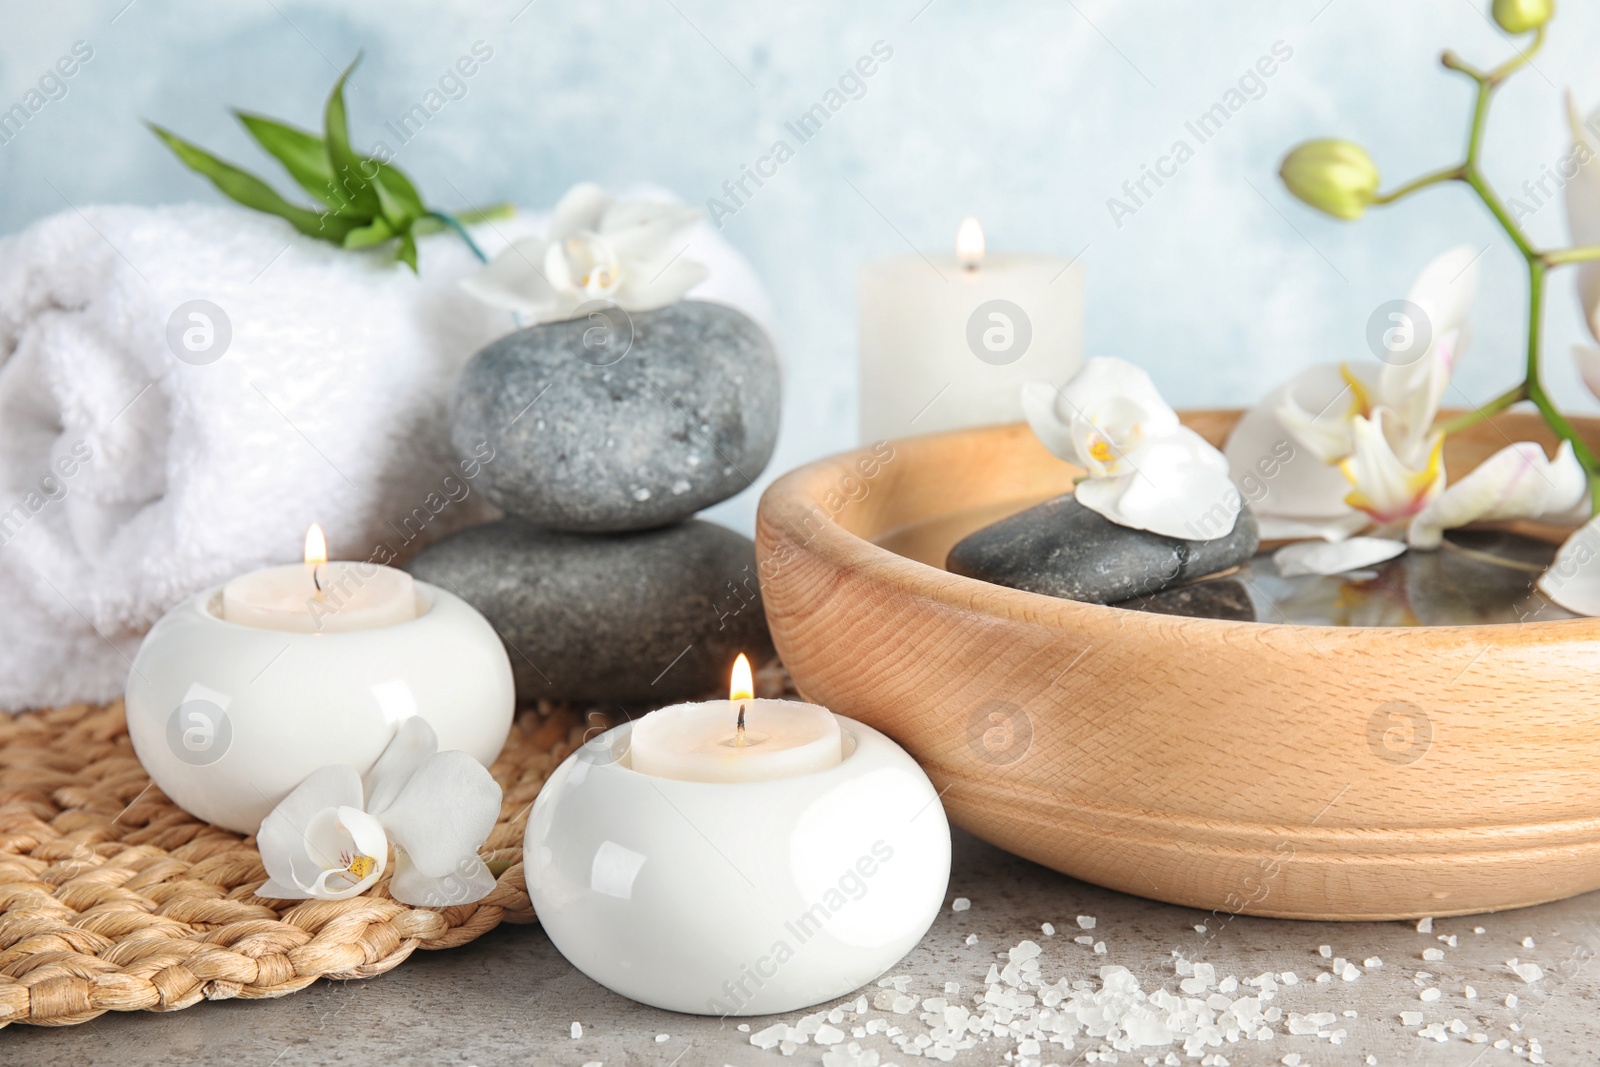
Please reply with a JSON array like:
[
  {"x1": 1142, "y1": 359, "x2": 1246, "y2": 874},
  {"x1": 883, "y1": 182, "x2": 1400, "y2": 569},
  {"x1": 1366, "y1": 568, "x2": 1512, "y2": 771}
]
[{"x1": 758, "y1": 413, "x2": 1600, "y2": 648}]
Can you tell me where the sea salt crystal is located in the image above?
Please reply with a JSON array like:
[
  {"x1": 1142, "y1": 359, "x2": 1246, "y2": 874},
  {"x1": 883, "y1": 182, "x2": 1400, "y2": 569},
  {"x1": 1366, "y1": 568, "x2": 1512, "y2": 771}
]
[
  {"x1": 1010, "y1": 940, "x2": 1042, "y2": 963},
  {"x1": 1508, "y1": 959, "x2": 1545, "y2": 983},
  {"x1": 1418, "y1": 1022, "x2": 1448, "y2": 1042},
  {"x1": 951, "y1": 897, "x2": 971, "y2": 912},
  {"x1": 1093, "y1": 941, "x2": 1107, "y2": 954},
  {"x1": 944, "y1": 982, "x2": 959, "y2": 994},
  {"x1": 1419, "y1": 987, "x2": 1441, "y2": 1002},
  {"x1": 1423, "y1": 948, "x2": 1444, "y2": 961},
  {"x1": 570, "y1": 1022, "x2": 583, "y2": 1039},
  {"x1": 1075, "y1": 935, "x2": 1095, "y2": 945},
  {"x1": 1340, "y1": 962, "x2": 1360, "y2": 981},
  {"x1": 1280, "y1": 971, "x2": 1298, "y2": 985},
  {"x1": 1417, "y1": 917, "x2": 1434, "y2": 933},
  {"x1": 1400, "y1": 1011, "x2": 1424, "y2": 1025},
  {"x1": 964, "y1": 934, "x2": 977, "y2": 945},
  {"x1": 1440, "y1": 934, "x2": 1458, "y2": 947},
  {"x1": 815, "y1": 1025, "x2": 845, "y2": 1045},
  {"x1": 752, "y1": 1023, "x2": 786, "y2": 1049},
  {"x1": 1042, "y1": 922, "x2": 1055, "y2": 936},
  {"x1": 891, "y1": 995, "x2": 916, "y2": 1014},
  {"x1": 1315, "y1": 973, "x2": 1332, "y2": 984},
  {"x1": 654, "y1": 1034, "x2": 669, "y2": 1043},
  {"x1": 1506, "y1": 993, "x2": 1519, "y2": 1008},
  {"x1": 1522, "y1": 936, "x2": 1535, "y2": 948},
  {"x1": 1363, "y1": 957, "x2": 1383, "y2": 968},
  {"x1": 1448, "y1": 1019, "x2": 1467, "y2": 1034},
  {"x1": 1318, "y1": 945, "x2": 1332, "y2": 958},
  {"x1": 1495, "y1": 1039, "x2": 1512, "y2": 1049},
  {"x1": 1464, "y1": 985, "x2": 1476, "y2": 999},
  {"x1": 1475, "y1": 926, "x2": 1486, "y2": 934},
  {"x1": 1195, "y1": 924, "x2": 1207, "y2": 933},
  {"x1": 1076, "y1": 915, "x2": 1097, "y2": 929},
  {"x1": 1281, "y1": 1055, "x2": 1302, "y2": 1066}
]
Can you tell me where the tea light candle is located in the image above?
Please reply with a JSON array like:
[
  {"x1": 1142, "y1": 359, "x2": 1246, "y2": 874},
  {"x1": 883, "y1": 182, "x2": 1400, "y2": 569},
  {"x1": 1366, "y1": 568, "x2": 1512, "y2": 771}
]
[
  {"x1": 221, "y1": 524, "x2": 416, "y2": 632},
  {"x1": 859, "y1": 217, "x2": 1084, "y2": 441},
  {"x1": 525, "y1": 654, "x2": 952, "y2": 1016},
  {"x1": 630, "y1": 655, "x2": 842, "y2": 781},
  {"x1": 125, "y1": 523, "x2": 514, "y2": 834}
]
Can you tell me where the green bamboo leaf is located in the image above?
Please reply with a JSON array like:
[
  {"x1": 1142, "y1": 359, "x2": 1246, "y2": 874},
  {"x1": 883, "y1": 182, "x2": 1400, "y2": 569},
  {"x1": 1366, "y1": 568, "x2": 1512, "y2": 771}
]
[
  {"x1": 323, "y1": 55, "x2": 381, "y2": 218},
  {"x1": 234, "y1": 111, "x2": 352, "y2": 213},
  {"x1": 396, "y1": 229, "x2": 419, "y2": 273},
  {"x1": 373, "y1": 164, "x2": 424, "y2": 229},
  {"x1": 342, "y1": 216, "x2": 395, "y2": 249},
  {"x1": 147, "y1": 122, "x2": 356, "y2": 243}
]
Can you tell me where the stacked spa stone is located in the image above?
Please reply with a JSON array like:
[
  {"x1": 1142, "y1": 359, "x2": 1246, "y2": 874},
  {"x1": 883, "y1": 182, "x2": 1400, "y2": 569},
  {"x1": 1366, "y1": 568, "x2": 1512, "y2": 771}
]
[{"x1": 408, "y1": 301, "x2": 779, "y2": 705}]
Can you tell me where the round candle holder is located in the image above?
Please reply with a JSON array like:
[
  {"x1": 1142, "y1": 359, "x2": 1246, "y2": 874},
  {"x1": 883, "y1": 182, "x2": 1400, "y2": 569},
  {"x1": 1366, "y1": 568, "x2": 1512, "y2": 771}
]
[
  {"x1": 125, "y1": 581, "x2": 514, "y2": 834},
  {"x1": 524, "y1": 715, "x2": 951, "y2": 1016}
]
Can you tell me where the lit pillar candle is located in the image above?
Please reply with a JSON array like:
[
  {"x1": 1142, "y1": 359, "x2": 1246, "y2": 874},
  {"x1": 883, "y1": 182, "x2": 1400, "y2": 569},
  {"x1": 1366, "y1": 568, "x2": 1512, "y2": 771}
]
[
  {"x1": 858, "y1": 217, "x2": 1084, "y2": 442},
  {"x1": 221, "y1": 524, "x2": 417, "y2": 633},
  {"x1": 629, "y1": 654, "x2": 842, "y2": 782}
]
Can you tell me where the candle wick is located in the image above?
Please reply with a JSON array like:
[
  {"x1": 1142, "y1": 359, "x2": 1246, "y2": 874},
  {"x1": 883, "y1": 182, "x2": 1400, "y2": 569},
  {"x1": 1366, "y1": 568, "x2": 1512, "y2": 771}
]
[
  {"x1": 962, "y1": 262, "x2": 979, "y2": 273},
  {"x1": 312, "y1": 563, "x2": 325, "y2": 597},
  {"x1": 736, "y1": 702, "x2": 746, "y2": 747}
]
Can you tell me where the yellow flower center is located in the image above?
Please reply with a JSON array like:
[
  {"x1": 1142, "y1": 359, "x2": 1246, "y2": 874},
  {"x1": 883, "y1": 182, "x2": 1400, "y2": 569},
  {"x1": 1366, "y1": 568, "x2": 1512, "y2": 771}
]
[
  {"x1": 1089, "y1": 436, "x2": 1115, "y2": 465},
  {"x1": 345, "y1": 854, "x2": 377, "y2": 879}
]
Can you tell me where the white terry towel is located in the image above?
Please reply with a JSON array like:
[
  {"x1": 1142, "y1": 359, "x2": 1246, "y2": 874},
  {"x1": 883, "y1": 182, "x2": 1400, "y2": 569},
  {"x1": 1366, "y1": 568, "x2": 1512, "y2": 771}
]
[{"x1": 0, "y1": 198, "x2": 769, "y2": 711}]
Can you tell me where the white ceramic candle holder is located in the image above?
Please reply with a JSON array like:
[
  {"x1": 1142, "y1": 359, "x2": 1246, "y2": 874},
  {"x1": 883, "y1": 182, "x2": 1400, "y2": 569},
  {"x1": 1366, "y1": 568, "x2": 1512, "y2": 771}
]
[
  {"x1": 126, "y1": 581, "x2": 514, "y2": 834},
  {"x1": 524, "y1": 715, "x2": 951, "y2": 1016}
]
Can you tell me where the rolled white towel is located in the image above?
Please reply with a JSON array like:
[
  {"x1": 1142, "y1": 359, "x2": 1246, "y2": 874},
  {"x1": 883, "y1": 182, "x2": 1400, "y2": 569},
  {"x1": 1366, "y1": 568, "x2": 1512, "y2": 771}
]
[{"x1": 0, "y1": 196, "x2": 767, "y2": 711}]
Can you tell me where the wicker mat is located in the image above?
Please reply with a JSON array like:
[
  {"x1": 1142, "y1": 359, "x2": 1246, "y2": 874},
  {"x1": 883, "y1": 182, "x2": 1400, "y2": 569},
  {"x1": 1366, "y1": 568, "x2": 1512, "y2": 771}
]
[{"x1": 0, "y1": 698, "x2": 595, "y2": 1028}]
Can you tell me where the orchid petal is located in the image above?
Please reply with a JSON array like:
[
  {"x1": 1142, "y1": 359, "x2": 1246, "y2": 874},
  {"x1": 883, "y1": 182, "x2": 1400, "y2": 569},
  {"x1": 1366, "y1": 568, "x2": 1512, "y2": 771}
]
[
  {"x1": 1274, "y1": 536, "x2": 1408, "y2": 577},
  {"x1": 364, "y1": 717, "x2": 438, "y2": 815},
  {"x1": 612, "y1": 256, "x2": 710, "y2": 313},
  {"x1": 459, "y1": 237, "x2": 563, "y2": 316},
  {"x1": 256, "y1": 764, "x2": 363, "y2": 894},
  {"x1": 1576, "y1": 345, "x2": 1600, "y2": 404},
  {"x1": 374, "y1": 750, "x2": 501, "y2": 879},
  {"x1": 547, "y1": 182, "x2": 612, "y2": 240},
  {"x1": 1339, "y1": 414, "x2": 1444, "y2": 525},
  {"x1": 1408, "y1": 440, "x2": 1588, "y2": 549},
  {"x1": 1076, "y1": 429, "x2": 1242, "y2": 540},
  {"x1": 389, "y1": 851, "x2": 497, "y2": 908},
  {"x1": 1402, "y1": 244, "x2": 1480, "y2": 355},
  {"x1": 1537, "y1": 517, "x2": 1600, "y2": 615},
  {"x1": 1020, "y1": 381, "x2": 1078, "y2": 461},
  {"x1": 1056, "y1": 358, "x2": 1180, "y2": 439},
  {"x1": 600, "y1": 200, "x2": 704, "y2": 263},
  {"x1": 1223, "y1": 363, "x2": 1373, "y2": 524},
  {"x1": 1255, "y1": 512, "x2": 1372, "y2": 543}
]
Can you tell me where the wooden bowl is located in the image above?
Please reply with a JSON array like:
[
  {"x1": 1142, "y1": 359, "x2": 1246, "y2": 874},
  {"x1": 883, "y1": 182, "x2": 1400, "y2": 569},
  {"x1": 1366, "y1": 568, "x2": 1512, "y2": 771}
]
[{"x1": 755, "y1": 411, "x2": 1600, "y2": 920}]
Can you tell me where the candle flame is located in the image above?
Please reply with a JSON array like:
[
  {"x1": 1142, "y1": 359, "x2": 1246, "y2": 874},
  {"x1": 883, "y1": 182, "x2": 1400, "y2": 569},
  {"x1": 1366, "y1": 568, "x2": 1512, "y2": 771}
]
[
  {"x1": 304, "y1": 523, "x2": 328, "y2": 566},
  {"x1": 956, "y1": 216, "x2": 985, "y2": 269},
  {"x1": 729, "y1": 653, "x2": 754, "y2": 703}
]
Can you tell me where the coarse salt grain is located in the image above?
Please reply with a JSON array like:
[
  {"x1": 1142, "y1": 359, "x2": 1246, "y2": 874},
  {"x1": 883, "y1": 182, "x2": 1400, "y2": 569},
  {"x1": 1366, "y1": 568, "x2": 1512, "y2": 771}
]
[
  {"x1": 951, "y1": 897, "x2": 970, "y2": 912},
  {"x1": 570, "y1": 1022, "x2": 583, "y2": 1039},
  {"x1": 1417, "y1": 916, "x2": 1433, "y2": 933},
  {"x1": 1093, "y1": 941, "x2": 1106, "y2": 954},
  {"x1": 1508, "y1": 959, "x2": 1545, "y2": 983},
  {"x1": 1474, "y1": 926, "x2": 1486, "y2": 934},
  {"x1": 1364, "y1": 956, "x2": 1383, "y2": 968},
  {"x1": 1522, "y1": 936, "x2": 1535, "y2": 947},
  {"x1": 1507, "y1": 993, "x2": 1519, "y2": 1007},
  {"x1": 1420, "y1": 987, "x2": 1441, "y2": 1002},
  {"x1": 654, "y1": 1034, "x2": 669, "y2": 1043},
  {"x1": 1077, "y1": 915, "x2": 1097, "y2": 929},
  {"x1": 1194, "y1": 924, "x2": 1207, "y2": 934},
  {"x1": 1423, "y1": 948, "x2": 1444, "y2": 961},
  {"x1": 1400, "y1": 1010, "x2": 1424, "y2": 1025},
  {"x1": 964, "y1": 933, "x2": 977, "y2": 945},
  {"x1": 1041, "y1": 922, "x2": 1055, "y2": 936},
  {"x1": 1075, "y1": 935, "x2": 1095, "y2": 945},
  {"x1": 1318, "y1": 945, "x2": 1332, "y2": 958}
]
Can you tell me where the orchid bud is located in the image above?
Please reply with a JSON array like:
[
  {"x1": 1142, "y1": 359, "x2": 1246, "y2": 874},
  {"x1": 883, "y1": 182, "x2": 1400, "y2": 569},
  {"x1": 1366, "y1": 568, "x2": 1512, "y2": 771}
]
[
  {"x1": 1491, "y1": 0, "x2": 1553, "y2": 33},
  {"x1": 1278, "y1": 139, "x2": 1381, "y2": 221}
]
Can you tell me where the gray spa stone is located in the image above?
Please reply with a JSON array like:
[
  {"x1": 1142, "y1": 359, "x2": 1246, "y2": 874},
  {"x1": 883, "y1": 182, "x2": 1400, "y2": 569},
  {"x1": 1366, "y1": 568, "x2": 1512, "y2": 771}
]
[
  {"x1": 405, "y1": 518, "x2": 773, "y2": 705},
  {"x1": 945, "y1": 494, "x2": 1259, "y2": 604},
  {"x1": 451, "y1": 300, "x2": 780, "y2": 532}
]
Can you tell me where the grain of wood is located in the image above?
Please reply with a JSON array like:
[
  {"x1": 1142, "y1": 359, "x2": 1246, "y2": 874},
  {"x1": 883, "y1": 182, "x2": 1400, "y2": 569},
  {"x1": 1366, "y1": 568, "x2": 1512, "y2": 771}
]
[{"x1": 756, "y1": 412, "x2": 1600, "y2": 920}]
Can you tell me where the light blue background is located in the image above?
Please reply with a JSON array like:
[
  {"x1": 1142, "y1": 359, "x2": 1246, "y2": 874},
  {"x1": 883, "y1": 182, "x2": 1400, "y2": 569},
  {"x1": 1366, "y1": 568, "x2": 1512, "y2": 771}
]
[{"x1": 4, "y1": 0, "x2": 1600, "y2": 533}]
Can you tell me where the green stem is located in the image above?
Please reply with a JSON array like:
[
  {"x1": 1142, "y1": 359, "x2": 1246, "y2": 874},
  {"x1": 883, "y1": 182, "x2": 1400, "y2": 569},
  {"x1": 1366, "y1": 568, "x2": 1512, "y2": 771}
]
[
  {"x1": 1522, "y1": 259, "x2": 1600, "y2": 514},
  {"x1": 427, "y1": 210, "x2": 489, "y2": 264},
  {"x1": 1436, "y1": 381, "x2": 1527, "y2": 435},
  {"x1": 1371, "y1": 165, "x2": 1465, "y2": 205},
  {"x1": 1542, "y1": 245, "x2": 1600, "y2": 267}
]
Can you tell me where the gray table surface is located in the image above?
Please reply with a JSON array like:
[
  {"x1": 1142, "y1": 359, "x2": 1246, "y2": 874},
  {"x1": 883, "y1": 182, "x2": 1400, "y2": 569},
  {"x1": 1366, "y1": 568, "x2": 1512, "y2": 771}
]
[{"x1": 6, "y1": 829, "x2": 1596, "y2": 1066}]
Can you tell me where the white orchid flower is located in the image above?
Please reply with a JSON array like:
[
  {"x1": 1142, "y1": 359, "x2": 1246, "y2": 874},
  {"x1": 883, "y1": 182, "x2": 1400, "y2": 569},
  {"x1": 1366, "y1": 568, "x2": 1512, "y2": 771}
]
[
  {"x1": 461, "y1": 182, "x2": 708, "y2": 323},
  {"x1": 1409, "y1": 440, "x2": 1588, "y2": 549},
  {"x1": 1223, "y1": 246, "x2": 1478, "y2": 542},
  {"x1": 1538, "y1": 515, "x2": 1600, "y2": 615},
  {"x1": 1021, "y1": 357, "x2": 1241, "y2": 540},
  {"x1": 257, "y1": 718, "x2": 502, "y2": 908},
  {"x1": 1273, "y1": 536, "x2": 1409, "y2": 578},
  {"x1": 1564, "y1": 93, "x2": 1600, "y2": 397}
]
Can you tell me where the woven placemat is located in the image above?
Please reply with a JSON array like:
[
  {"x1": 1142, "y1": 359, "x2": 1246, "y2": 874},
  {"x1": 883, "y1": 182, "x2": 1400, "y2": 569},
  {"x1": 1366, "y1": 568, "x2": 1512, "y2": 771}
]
[{"x1": 0, "y1": 698, "x2": 594, "y2": 1028}]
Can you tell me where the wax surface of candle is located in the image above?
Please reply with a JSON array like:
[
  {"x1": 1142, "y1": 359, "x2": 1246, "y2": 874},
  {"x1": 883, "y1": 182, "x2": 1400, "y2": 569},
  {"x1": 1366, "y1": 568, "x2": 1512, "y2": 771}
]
[
  {"x1": 222, "y1": 562, "x2": 416, "y2": 633},
  {"x1": 629, "y1": 699, "x2": 842, "y2": 782},
  {"x1": 859, "y1": 224, "x2": 1084, "y2": 441}
]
